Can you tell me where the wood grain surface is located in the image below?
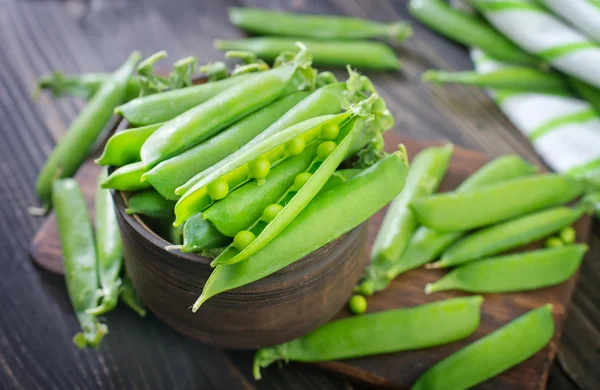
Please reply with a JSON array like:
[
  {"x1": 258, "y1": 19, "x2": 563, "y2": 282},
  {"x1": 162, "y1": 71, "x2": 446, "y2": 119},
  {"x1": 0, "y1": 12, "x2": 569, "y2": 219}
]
[
  {"x1": 1, "y1": 0, "x2": 598, "y2": 389},
  {"x1": 30, "y1": 133, "x2": 592, "y2": 389}
]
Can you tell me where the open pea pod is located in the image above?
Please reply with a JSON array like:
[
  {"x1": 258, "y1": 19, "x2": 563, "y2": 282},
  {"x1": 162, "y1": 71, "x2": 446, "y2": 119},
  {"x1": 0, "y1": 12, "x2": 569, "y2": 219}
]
[
  {"x1": 173, "y1": 111, "x2": 354, "y2": 226},
  {"x1": 212, "y1": 116, "x2": 366, "y2": 266}
]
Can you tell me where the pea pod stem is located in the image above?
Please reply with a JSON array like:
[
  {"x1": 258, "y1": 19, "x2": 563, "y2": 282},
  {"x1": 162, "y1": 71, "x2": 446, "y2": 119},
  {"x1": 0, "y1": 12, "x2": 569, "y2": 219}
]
[
  {"x1": 214, "y1": 38, "x2": 402, "y2": 70},
  {"x1": 86, "y1": 169, "x2": 123, "y2": 316},
  {"x1": 431, "y1": 205, "x2": 587, "y2": 269},
  {"x1": 52, "y1": 179, "x2": 107, "y2": 348},
  {"x1": 411, "y1": 173, "x2": 585, "y2": 232},
  {"x1": 254, "y1": 296, "x2": 483, "y2": 380},
  {"x1": 426, "y1": 244, "x2": 587, "y2": 294},
  {"x1": 228, "y1": 7, "x2": 412, "y2": 43},
  {"x1": 194, "y1": 150, "x2": 409, "y2": 311},
  {"x1": 411, "y1": 305, "x2": 554, "y2": 390},
  {"x1": 35, "y1": 51, "x2": 141, "y2": 209},
  {"x1": 36, "y1": 72, "x2": 141, "y2": 101}
]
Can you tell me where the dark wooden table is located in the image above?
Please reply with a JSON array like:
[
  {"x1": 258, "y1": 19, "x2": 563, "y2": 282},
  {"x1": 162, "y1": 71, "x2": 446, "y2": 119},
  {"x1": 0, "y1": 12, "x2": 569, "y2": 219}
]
[{"x1": 0, "y1": 0, "x2": 598, "y2": 389}]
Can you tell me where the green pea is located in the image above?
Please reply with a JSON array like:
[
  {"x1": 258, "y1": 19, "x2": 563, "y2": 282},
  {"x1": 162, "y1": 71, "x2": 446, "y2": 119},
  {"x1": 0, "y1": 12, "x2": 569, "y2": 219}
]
[
  {"x1": 317, "y1": 141, "x2": 337, "y2": 160},
  {"x1": 348, "y1": 295, "x2": 367, "y2": 315},
  {"x1": 207, "y1": 179, "x2": 228, "y2": 201},
  {"x1": 248, "y1": 156, "x2": 271, "y2": 180},
  {"x1": 560, "y1": 226, "x2": 576, "y2": 244},
  {"x1": 262, "y1": 204, "x2": 283, "y2": 222},
  {"x1": 286, "y1": 137, "x2": 306, "y2": 155},
  {"x1": 233, "y1": 230, "x2": 255, "y2": 251},
  {"x1": 320, "y1": 123, "x2": 339, "y2": 140},
  {"x1": 546, "y1": 237, "x2": 564, "y2": 248},
  {"x1": 293, "y1": 172, "x2": 313, "y2": 191}
]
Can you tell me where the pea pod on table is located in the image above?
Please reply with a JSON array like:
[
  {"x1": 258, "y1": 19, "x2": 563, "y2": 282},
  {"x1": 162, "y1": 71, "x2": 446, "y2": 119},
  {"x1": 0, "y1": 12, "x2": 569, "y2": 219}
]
[
  {"x1": 194, "y1": 149, "x2": 409, "y2": 311},
  {"x1": 411, "y1": 173, "x2": 585, "y2": 232},
  {"x1": 86, "y1": 169, "x2": 123, "y2": 315},
  {"x1": 96, "y1": 122, "x2": 163, "y2": 167},
  {"x1": 143, "y1": 91, "x2": 311, "y2": 200},
  {"x1": 431, "y1": 205, "x2": 588, "y2": 269},
  {"x1": 115, "y1": 72, "x2": 258, "y2": 126},
  {"x1": 411, "y1": 305, "x2": 554, "y2": 390},
  {"x1": 140, "y1": 47, "x2": 316, "y2": 168},
  {"x1": 254, "y1": 296, "x2": 483, "y2": 380},
  {"x1": 426, "y1": 244, "x2": 587, "y2": 294},
  {"x1": 35, "y1": 52, "x2": 141, "y2": 209},
  {"x1": 357, "y1": 144, "x2": 453, "y2": 294},
  {"x1": 228, "y1": 7, "x2": 412, "y2": 43},
  {"x1": 52, "y1": 179, "x2": 107, "y2": 348},
  {"x1": 371, "y1": 155, "x2": 537, "y2": 294},
  {"x1": 211, "y1": 116, "x2": 369, "y2": 266}
]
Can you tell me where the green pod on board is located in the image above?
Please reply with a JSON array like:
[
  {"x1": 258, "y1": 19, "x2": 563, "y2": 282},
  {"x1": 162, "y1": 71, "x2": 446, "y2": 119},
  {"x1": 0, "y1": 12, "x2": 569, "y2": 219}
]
[
  {"x1": 411, "y1": 305, "x2": 554, "y2": 390},
  {"x1": 426, "y1": 244, "x2": 587, "y2": 294},
  {"x1": 96, "y1": 123, "x2": 163, "y2": 167},
  {"x1": 254, "y1": 296, "x2": 483, "y2": 380}
]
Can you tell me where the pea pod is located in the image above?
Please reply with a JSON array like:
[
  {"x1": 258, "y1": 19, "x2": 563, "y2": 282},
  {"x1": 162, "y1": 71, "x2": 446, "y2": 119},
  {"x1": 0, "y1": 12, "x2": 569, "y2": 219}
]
[
  {"x1": 142, "y1": 91, "x2": 310, "y2": 200},
  {"x1": 431, "y1": 206, "x2": 587, "y2": 269},
  {"x1": 173, "y1": 112, "x2": 354, "y2": 226},
  {"x1": 567, "y1": 157, "x2": 600, "y2": 191},
  {"x1": 411, "y1": 305, "x2": 554, "y2": 390},
  {"x1": 211, "y1": 117, "x2": 367, "y2": 266},
  {"x1": 426, "y1": 244, "x2": 587, "y2": 294},
  {"x1": 253, "y1": 296, "x2": 483, "y2": 380},
  {"x1": 37, "y1": 72, "x2": 141, "y2": 102},
  {"x1": 115, "y1": 72, "x2": 257, "y2": 126},
  {"x1": 141, "y1": 50, "x2": 315, "y2": 168},
  {"x1": 194, "y1": 150, "x2": 409, "y2": 311},
  {"x1": 96, "y1": 123, "x2": 163, "y2": 167},
  {"x1": 567, "y1": 77, "x2": 600, "y2": 113},
  {"x1": 126, "y1": 190, "x2": 176, "y2": 219},
  {"x1": 102, "y1": 162, "x2": 150, "y2": 191},
  {"x1": 35, "y1": 52, "x2": 141, "y2": 208},
  {"x1": 411, "y1": 173, "x2": 585, "y2": 232},
  {"x1": 228, "y1": 7, "x2": 412, "y2": 43},
  {"x1": 408, "y1": 0, "x2": 538, "y2": 65},
  {"x1": 119, "y1": 275, "x2": 146, "y2": 317},
  {"x1": 86, "y1": 169, "x2": 123, "y2": 315},
  {"x1": 362, "y1": 155, "x2": 538, "y2": 295},
  {"x1": 52, "y1": 179, "x2": 107, "y2": 348},
  {"x1": 171, "y1": 213, "x2": 230, "y2": 253},
  {"x1": 203, "y1": 145, "x2": 316, "y2": 237},
  {"x1": 214, "y1": 38, "x2": 402, "y2": 70},
  {"x1": 318, "y1": 169, "x2": 362, "y2": 193}
]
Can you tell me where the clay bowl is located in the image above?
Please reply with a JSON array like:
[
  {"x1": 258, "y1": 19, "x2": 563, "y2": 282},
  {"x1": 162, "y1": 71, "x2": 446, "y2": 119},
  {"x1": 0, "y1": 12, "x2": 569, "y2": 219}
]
[{"x1": 109, "y1": 79, "x2": 370, "y2": 349}]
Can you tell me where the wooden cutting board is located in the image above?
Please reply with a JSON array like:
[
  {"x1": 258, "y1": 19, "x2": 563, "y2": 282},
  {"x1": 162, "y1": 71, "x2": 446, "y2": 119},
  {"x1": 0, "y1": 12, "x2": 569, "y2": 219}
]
[{"x1": 30, "y1": 132, "x2": 592, "y2": 389}]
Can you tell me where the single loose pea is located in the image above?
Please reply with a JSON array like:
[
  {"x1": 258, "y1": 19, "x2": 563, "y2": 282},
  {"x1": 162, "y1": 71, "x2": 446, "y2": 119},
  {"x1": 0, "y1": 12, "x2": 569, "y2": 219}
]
[
  {"x1": 248, "y1": 156, "x2": 271, "y2": 180},
  {"x1": 320, "y1": 123, "x2": 339, "y2": 140},
  {"x1": 207, "y1": 179, "x2": 229, "y2": 201},
  {"x1": 560, "y1": 226, "x2": 576, "y2": 244},
  {"x1": 262, "y1": 203, "x2": 283, "y2": 222},
  {"x1": 294, "y1": 172, "x2": 312, "y2": 191},
  {"x1": 286, "y1": 137, "x2": 305, "y2": 155},
  {"x1": 233, "y1": 230, "x2": 255, "y2": 251},
  {"x1": 546, "y1": 237, "x2": 564, "y2": 248},
  {"x1": 317, "y1": 141, "x2": 337, "y2": 160},
  {"x1": 348, "y1": 295, "x2": 367, "y2": 315}
]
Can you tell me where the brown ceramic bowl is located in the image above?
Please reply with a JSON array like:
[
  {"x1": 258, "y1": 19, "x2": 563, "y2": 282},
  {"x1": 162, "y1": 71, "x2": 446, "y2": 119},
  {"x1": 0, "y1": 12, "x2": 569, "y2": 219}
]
[{"x1": 109, "y1": 92, "x2": 370, "y2": 348}]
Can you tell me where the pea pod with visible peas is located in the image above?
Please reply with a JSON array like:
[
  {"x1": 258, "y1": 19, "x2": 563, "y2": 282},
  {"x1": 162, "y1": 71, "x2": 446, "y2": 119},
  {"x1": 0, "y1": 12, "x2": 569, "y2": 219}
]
[
  {"x1": 86, "y1": 169, "x2": 123, "y2": 315},
  {"x1": 194, "y1": 149, "x2": 409, "y2": 311},
  {"x1": 115, "y1": 71, "x2": 258, "y2": 126},
  {"x1": 411, "y1": 305, "x2": 554, "y2": 390},
  {"x1": 52, "y1": 179, "x2": 107, "y2": 348},
  {"x1": 411, "y1": 173, "x2": 585, "y2": 232},
  {"x1": 228, "y1": 7, "x2": 413, "y2": 43},
  {"x1": 365, "y1": 155, "x2": 537, "y2": 295},
  {"x1": 211, "y1": 116, "x2": 368, "y2": 266},
  {"x1": 426, "y1": 244, "x2": 587, "y2": 294},
  {"x1": 96, "y1": 123, "x2": 163, "y2": 167},
  {"x1": 253, "y1": 296, "x2": 483, "y2": 380},
  {"x1": 431, "y1": 205, "x2": 588, "y2": 269},
  {"x1": 142, "y1": 91, "x2": 311, "y2": 199},
  {"x1": 126, "y1": 190, "x2": 176, "y2": 219},
  {"x1": 35, "y1": 52, "x2": 141, "y2": 209},
  {"x1": 140, "y1": 47, "x2": 316, "y2": 168}
]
